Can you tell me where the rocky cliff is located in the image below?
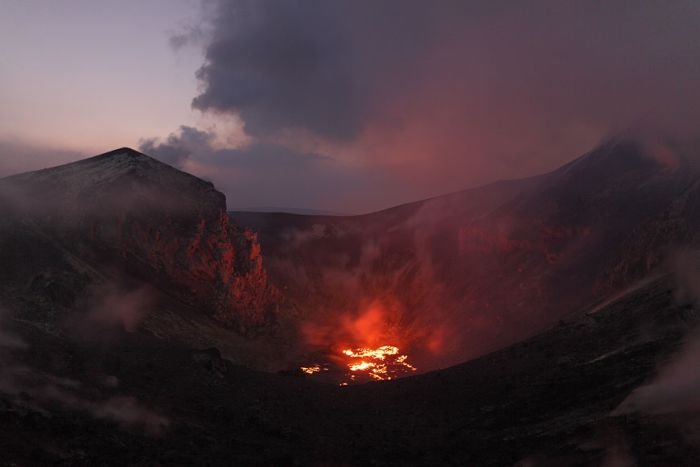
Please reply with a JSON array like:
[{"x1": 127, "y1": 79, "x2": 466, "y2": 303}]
[{"x1": 0, "y1": 147, "x2": 279, "y2": 333}]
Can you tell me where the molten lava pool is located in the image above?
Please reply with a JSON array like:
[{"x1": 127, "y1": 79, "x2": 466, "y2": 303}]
[
  {"x1": 342, "y1": 345, "x2": 416, "y2": 381},
  {"x1": 301, "y1": 345, "x2": 417, "y2": 385}
]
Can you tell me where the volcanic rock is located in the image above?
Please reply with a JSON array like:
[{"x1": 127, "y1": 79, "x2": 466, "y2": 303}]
[{"x1": 0, "y1": 147, "x2": 279, "y2": 332}]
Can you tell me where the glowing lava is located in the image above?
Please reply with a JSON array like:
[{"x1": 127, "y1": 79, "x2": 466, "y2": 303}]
[
  {"x1": 300, "y1": 364, "x2": 322, "y2": 375},
  {"x1": 341, "y1": 345, "x2": 416, "y2": 382},
  {"x1": 298, "y1": 345, "x2": 417, "y2": 384},
  {"x1": 299, "y1": 302, "x2": 420, "y2": 384}
]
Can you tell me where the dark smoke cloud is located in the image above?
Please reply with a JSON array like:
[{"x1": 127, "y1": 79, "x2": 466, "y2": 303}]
[
  {"x1": 178, "y1": 0, "x2": 700, "y2": 207},
  {"x1": 190, "y1": 0, "x2": 484, "y2": 142},
  {"x1": 141, "y1": 125, "x2": 330, "y2": 169},
  {"x1": 139, "y1": 126, "x2": 409, "y2": 212},
  {"x1": 192, "y1": 0, "x2": 363, "y2": 141},
  {"x1": 140, "y1": 126, "x2": 210, "y2": 167},
  {"x1": 192, "y1": 0, "x2": 700, "y2": 142},
  {"x1": 141, "y1": 0, "x2": 700, "y2": 212}
]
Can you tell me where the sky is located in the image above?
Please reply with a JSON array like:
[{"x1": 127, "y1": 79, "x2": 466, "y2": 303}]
[{"x1": 2, "y1": 0, "x2": 700, "y2": 213}]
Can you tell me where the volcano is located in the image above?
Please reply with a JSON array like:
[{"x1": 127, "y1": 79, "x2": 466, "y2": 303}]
[
  {"x1": 1, "y1": 140, "x2": 700, "y2": 465},
  {"x1": 233, "y1": 137, "x2": 700, "y2": 371}
]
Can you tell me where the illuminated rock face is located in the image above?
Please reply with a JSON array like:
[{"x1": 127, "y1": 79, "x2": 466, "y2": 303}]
[
  {"x1": 97, "y1": 205, "x2": 278, "y2": 333},
  {"x1": 0, "y1": 148, "x2": 279, "y2": 333}
]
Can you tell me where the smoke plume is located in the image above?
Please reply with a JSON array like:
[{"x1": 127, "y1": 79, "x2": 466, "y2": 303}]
[{"x1": 143, "y1": 0, "x2": 700, "y2": 212}]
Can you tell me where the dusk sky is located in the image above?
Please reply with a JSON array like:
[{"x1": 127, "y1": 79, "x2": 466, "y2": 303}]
[{"x1": 2, "y1": 0, "x2": 700, "y2": 213}]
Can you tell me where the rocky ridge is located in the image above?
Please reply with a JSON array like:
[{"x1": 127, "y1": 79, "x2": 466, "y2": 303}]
[{"x1": 0, "y1": 147, "x2": 279, "y2": 333}]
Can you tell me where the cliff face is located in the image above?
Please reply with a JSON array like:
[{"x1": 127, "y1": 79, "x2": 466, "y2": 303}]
[{"x1": 0, "y1": 148, "x2": 278, "y2": 333}]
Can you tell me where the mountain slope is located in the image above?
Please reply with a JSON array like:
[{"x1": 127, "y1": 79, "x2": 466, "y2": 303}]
[
  {"x1": 0, "y1": 147, "x2": 279, "y2": 334},
  {"x1": 231, "y1": 137, "x2": 700, "y2": 370}
]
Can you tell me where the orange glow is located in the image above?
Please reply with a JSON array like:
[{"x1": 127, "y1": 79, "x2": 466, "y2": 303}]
[
  {"x1": 349, "y1": 361, "x2": 375, "y2": 371},
  {"x1": 342, "y1": 345, "x2": 398, "y2": 360},
  {"x1": 340, "y1": 344, "x2": 416, "y2": 382},
  {"x1": 299, "y1": 300, "x2": 426, "y2": 384},
  {"x1": 301, "y1": 300, "x2": 404, "y2": 351},
  {"x1": 300, "y1": 365, "x2": 322, "y2": 375}
]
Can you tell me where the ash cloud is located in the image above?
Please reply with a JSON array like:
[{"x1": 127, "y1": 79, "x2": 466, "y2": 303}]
[
  {"x1": 192, "y1": 0, "x2": 363, "y2": 141},
  {"x1": 1, "y1": 2, "x2": 697, "y2": 212},
  {"x1": 191, "y1": 0, "x2": 700, "y2": 142},
  {"x1": 139, "y1": 126, "x2": 405, "y2": 212},
  {"x1": 158, "y1": 0, "x2": 700, "y2": 212},
  {"x1": 140, "y1": 125, "x2": 209, "y2": 167}
]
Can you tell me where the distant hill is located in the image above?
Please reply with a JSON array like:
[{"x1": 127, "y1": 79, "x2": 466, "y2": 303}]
[{"x1": 231, "y1": 206, "x2": 345, "y2": 216}]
